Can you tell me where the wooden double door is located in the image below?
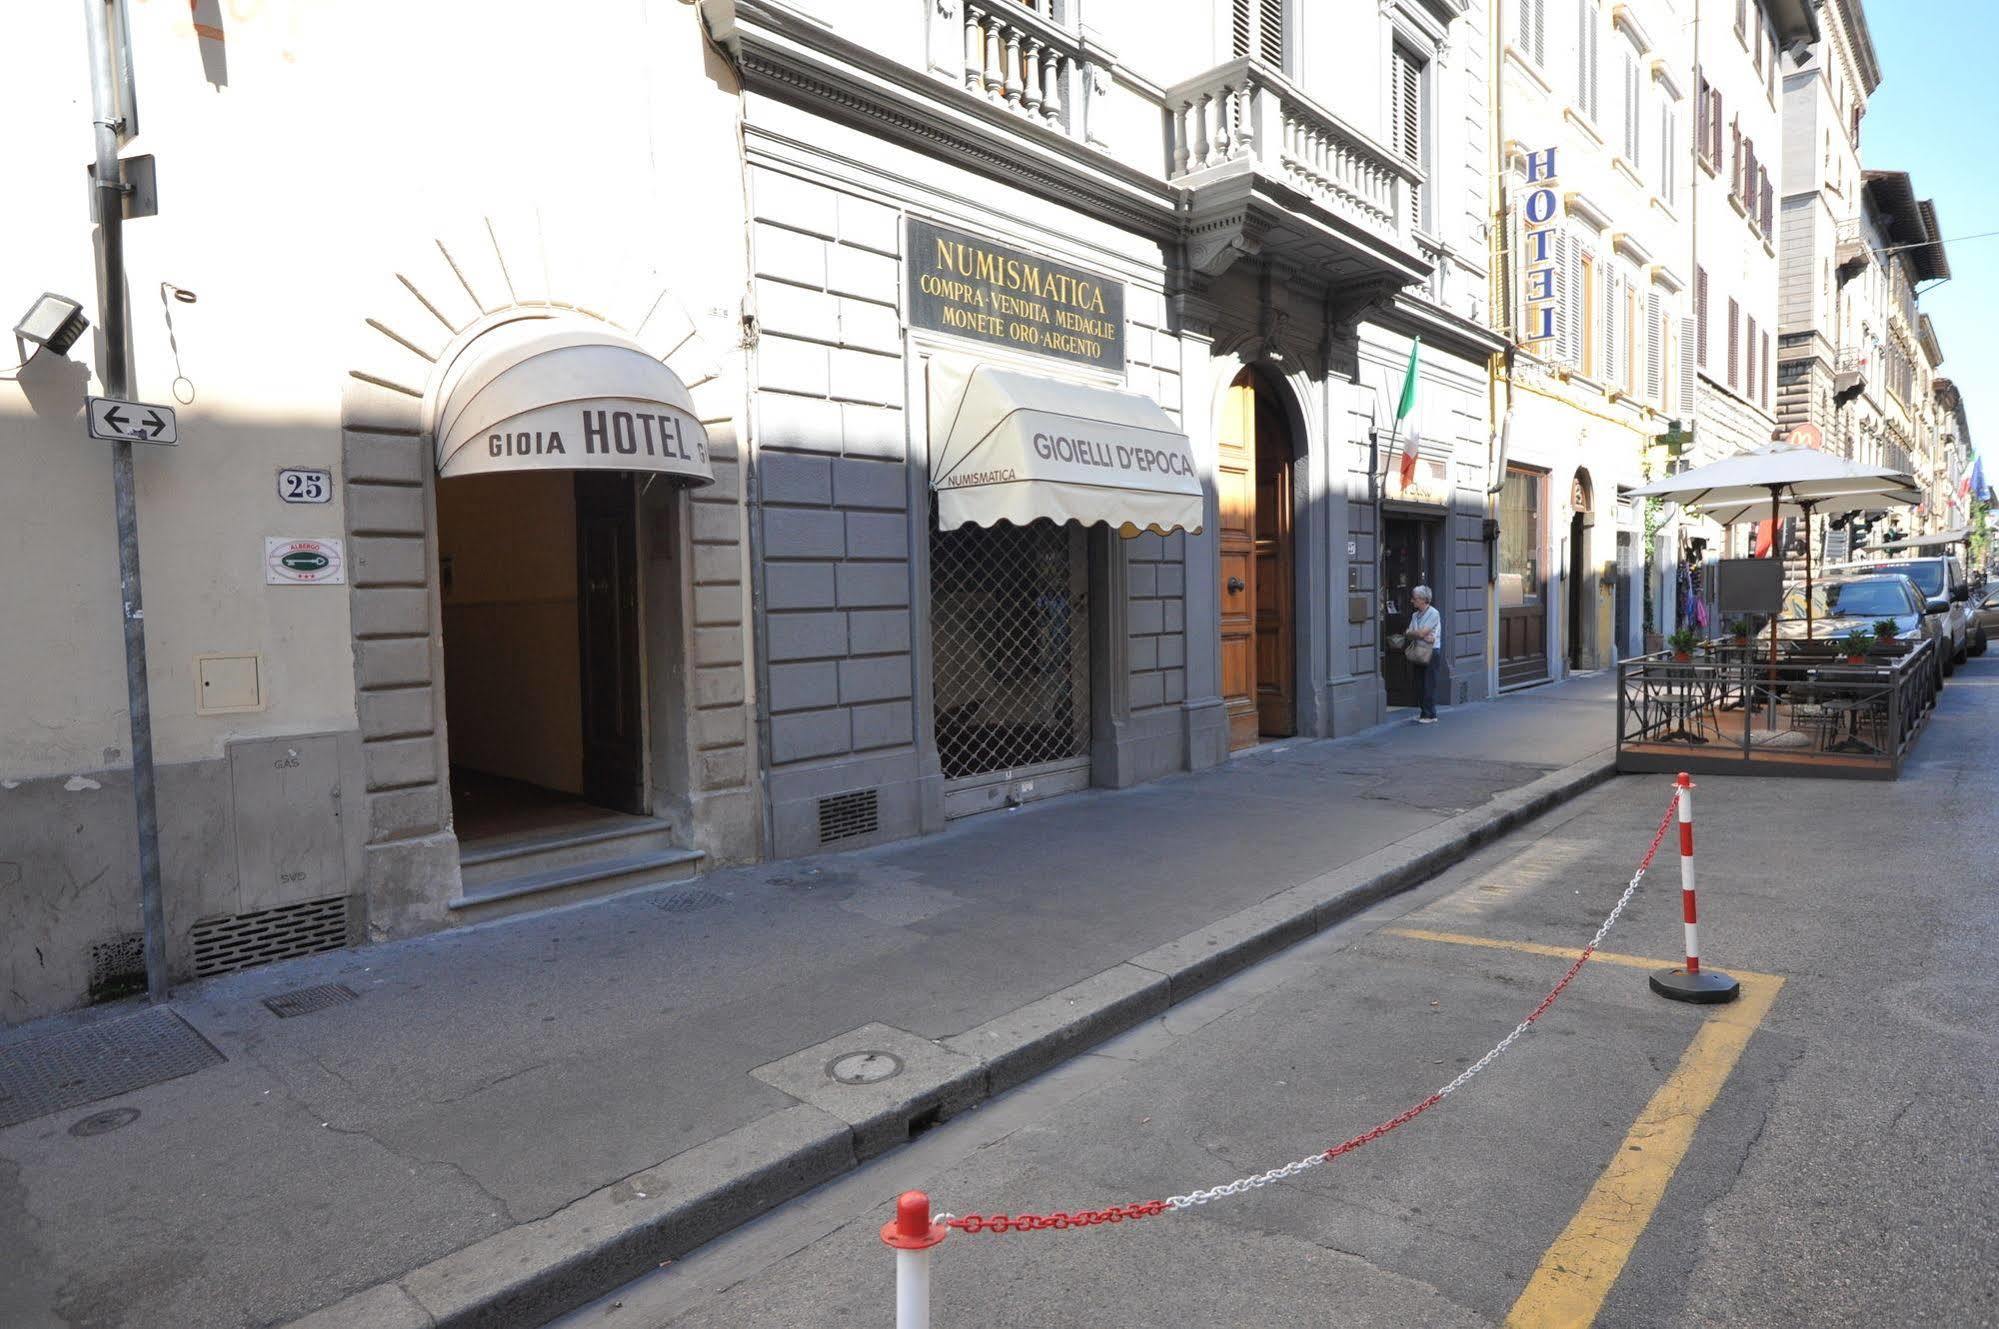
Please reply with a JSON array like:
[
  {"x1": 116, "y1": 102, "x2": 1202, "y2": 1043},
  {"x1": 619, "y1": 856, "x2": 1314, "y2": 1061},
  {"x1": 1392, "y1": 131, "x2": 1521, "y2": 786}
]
[{"x1": 1218, "y1": 369, "x2": 1296, "y2": 750}]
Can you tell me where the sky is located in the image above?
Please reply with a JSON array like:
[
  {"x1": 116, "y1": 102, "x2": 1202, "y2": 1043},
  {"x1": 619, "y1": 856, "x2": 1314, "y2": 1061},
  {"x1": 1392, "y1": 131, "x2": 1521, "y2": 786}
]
[{"x1": 1863, "y1": 0, "x2": 1993, "y2": 481}]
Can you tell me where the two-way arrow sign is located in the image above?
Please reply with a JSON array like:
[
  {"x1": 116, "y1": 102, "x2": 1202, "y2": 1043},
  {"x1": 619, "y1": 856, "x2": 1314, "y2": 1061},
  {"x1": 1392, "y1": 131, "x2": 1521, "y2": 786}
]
[{"x1": 87, "y1": 396, "x2": 178, "y2": 446}]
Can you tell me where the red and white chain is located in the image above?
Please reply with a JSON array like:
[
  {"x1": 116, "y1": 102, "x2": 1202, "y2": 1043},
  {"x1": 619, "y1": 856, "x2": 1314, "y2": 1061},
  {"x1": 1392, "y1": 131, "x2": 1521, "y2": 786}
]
[{"x1": 947, "y1": 788, "x2": 1682, "y2": 1234}]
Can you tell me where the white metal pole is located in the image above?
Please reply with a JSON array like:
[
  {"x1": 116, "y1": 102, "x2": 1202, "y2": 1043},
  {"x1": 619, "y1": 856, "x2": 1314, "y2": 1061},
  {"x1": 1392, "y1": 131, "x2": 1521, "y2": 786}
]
[{"x1": 882, "y1": 1191, "x2": 945, "y2": 1329}]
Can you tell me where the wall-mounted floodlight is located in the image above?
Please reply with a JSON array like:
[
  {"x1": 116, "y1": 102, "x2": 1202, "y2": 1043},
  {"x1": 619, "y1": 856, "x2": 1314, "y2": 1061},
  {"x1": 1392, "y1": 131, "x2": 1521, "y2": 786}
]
[{"x1": 13, "y1": 292, "x2": 90, "y2": 357}]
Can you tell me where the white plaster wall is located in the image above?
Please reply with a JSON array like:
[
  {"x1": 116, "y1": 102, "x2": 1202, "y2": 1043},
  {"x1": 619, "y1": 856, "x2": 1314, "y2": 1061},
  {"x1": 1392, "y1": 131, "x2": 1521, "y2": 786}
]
[{"x1": 0, "y1": 0, "x2": 746, "y2": 782}]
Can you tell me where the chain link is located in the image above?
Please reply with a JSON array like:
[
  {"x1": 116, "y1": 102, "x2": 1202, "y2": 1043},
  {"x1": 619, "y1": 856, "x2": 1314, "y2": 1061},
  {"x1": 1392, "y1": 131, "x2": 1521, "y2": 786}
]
[{"x1": 950, "y1": 788, "x2": 1684, "y2": 1231}]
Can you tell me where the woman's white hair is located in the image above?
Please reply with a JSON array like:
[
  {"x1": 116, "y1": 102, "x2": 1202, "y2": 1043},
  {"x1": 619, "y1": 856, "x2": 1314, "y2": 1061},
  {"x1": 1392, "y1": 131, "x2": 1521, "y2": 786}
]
[{"x1": 1412, "y1": 585, "x2": 1433, "y2": 602}]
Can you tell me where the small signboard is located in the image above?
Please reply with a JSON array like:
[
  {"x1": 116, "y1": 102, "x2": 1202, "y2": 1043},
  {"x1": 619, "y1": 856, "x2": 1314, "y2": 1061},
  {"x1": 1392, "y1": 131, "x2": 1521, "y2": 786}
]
[
  {"x1": 906, "y1": 218, "x2": 1125, "y2": 370},
  {"x1": 1716, "y1": 557, "x2": 1784, "y2": 614},
  {"x1": 87, "y1": 395, "x2": 177, "y2": 445},
  {"x1": 277, "y1": 468, "x2": 332, "y2": 504},
  {"x1": 265, "y1": 537, "x2": 345, "y2": 585}
]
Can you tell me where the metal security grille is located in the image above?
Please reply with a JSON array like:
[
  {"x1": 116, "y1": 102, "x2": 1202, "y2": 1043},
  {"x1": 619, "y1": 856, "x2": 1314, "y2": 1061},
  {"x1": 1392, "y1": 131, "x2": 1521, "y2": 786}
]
[
  {"x1": 262, "y1": 983, "x2": 358, "y2": 1019},
  {"x1": 931, "y1": 519, "x2": 1089, "y2": 782},
  {"x1": 189, "y1": 895, "x2": 351, "y2": 979}
]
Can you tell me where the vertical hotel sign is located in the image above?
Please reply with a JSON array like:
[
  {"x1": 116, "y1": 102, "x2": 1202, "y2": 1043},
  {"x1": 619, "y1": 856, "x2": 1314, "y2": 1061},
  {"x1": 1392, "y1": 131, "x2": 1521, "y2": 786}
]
[
  {"x1": 1520, "y1": 148, "x2": 1559, "y2": 347},
  {"x1": 906, "y1": 218, "x2": 1125, "y2": 370}
]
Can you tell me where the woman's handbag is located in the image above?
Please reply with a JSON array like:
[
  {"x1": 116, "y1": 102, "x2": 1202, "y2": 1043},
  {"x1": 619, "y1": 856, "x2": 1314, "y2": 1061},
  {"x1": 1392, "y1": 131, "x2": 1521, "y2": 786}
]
[{"x1": 1403, "y1": 635, "x2": 1435, "y2": 666}]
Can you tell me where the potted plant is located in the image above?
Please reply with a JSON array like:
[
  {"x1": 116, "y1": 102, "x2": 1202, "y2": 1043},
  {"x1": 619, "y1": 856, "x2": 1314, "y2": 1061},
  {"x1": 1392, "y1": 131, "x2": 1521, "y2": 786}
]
[
  {"x1": 1842, "y1": 627, "x2": 1876, "y2": 664},
  {"x1": 1668, "y1": 626, "x2": 1699, "y2": 663},
  {"x1": 1873, "y1": 617, "x2": 1900, "y2": 644},
  {"x1": 1728, "y1": 617, "x2": 1754, "y2": 646}
]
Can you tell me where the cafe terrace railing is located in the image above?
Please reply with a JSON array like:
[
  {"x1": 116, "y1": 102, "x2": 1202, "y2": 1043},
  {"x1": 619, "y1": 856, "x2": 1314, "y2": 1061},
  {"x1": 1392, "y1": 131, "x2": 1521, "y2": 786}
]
[{"x1": 1615, "y1": 636, "x2": 1939, "y2": 780}]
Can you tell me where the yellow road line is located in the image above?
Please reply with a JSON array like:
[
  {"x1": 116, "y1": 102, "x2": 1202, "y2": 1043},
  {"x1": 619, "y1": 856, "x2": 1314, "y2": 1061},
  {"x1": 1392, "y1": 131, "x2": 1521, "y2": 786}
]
[{"x1": 1379, "y1": 925, "x2": 1784, "y2": 1329}]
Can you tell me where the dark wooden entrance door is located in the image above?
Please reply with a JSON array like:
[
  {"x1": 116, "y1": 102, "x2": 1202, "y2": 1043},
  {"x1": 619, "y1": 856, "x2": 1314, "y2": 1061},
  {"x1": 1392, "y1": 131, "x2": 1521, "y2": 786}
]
[
  {"x1": 574, "y1": 472, "x2": 645, "y2": 814},
  {"x1": 1219, "y1": 370, "x2": 1295, "y2": 749},
  {"x1": 1253, "y1": 387, "x2": 1295, "y2": 738},
  {"x1": 1568, "y1": 511, "x2": 1587, "y2": 670},
  {"x1": 1382, "y1": 516, "x2": 1432, "y2": 708},
  {"x1": 1218, "y1": 376, "x2": 1258, "y2": 750}
]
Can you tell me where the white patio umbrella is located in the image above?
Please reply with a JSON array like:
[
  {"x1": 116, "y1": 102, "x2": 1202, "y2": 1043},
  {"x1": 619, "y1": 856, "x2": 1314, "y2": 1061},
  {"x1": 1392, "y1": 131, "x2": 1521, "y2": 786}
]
[{"x1": 1629, "y1": 443, "x2": 1920, "y2": 657}]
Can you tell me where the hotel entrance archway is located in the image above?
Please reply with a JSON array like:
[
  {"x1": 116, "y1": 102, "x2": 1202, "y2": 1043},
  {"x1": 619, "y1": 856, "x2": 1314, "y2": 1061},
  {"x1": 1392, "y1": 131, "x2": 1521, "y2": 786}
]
[{"x1": 437, "y1": 470, "x2": 646, "y2": 842}]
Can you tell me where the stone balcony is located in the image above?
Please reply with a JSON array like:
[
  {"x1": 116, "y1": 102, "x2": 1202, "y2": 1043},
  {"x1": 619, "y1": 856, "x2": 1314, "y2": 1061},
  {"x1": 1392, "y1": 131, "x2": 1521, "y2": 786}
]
[{"x1": 1164, "y1": 57, "x2": 1428, "y2": 288}]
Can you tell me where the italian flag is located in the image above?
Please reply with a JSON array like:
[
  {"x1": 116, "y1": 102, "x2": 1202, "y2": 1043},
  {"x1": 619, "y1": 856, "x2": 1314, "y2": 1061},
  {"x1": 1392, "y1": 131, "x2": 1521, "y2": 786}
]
[{"x1": 1395, "y1": 337, "x2": 1422, "y2": 488}]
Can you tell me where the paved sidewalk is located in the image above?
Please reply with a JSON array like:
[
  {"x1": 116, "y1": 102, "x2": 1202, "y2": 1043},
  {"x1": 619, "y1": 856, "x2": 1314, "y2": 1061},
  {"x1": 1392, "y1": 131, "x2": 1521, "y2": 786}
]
[{"x1": 0, "y1": 675, "x2": 1616, "y2": 1329}]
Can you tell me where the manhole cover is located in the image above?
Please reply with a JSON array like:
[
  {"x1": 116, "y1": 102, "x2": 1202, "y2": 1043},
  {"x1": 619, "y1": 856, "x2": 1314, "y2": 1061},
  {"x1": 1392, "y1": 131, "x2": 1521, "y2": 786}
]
[
  {"x1": 69, "y1": 1107, "x2": 141, "y2": 1137},
  {"x1": 262, "y1": 982, "x2": 358, "y2": 1019},
  {"x1": 828, "y1": 1051, "x2": 903, "y2": 1085},
  {"x1": 0, "y1": 1009, "x2": 224, "y2": 1130},
  {"x1": 655, "y1": 889, "x2": 726, "y2": 915}
]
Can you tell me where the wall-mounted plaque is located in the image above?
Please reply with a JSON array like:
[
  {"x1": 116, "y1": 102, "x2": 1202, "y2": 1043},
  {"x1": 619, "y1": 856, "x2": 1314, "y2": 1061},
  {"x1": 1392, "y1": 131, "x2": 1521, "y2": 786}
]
[{"x1": 906, "y1": 218, "x2": 1124, "y2": 371}]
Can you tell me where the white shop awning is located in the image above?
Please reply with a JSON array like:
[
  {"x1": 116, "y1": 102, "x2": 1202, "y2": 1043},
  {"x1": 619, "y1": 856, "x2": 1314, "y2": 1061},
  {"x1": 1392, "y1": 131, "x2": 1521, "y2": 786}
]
[
  {"x1": 434, "y1": 318, "x2": 712, "y2": 484},
  {"x1": 929, "y1": 359, "x2": 1202, "y2": 535}
]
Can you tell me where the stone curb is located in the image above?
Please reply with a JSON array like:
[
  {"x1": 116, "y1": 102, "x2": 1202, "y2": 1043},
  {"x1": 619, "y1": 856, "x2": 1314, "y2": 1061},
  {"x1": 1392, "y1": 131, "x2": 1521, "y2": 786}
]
[{"x1": 286, "y1": 751, "x2": 1618, "y2": 1329}]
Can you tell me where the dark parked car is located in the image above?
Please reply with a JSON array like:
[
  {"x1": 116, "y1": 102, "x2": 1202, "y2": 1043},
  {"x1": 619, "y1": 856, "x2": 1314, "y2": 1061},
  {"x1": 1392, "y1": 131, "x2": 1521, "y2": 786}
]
[{"x1": 1824, "y1": 556, "x2": 1972, "y2": 672}]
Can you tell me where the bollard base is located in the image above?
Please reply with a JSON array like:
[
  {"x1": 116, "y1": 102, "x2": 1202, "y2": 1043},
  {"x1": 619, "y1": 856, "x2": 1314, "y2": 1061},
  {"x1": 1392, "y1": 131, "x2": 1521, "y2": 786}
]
[{"x1": 1649, "y1": 967, "x2": 1741, "y2": 1004}]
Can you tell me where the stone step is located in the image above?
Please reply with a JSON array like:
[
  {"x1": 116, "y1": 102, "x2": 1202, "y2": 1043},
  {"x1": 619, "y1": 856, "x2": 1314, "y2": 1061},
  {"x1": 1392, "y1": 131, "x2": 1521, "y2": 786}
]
[
  {"x1": 458, "y1": 816, "x2": 681, "y2": 890},
  {"x1": 447, "y1": 846, "x2": 708, "y2": 924}
]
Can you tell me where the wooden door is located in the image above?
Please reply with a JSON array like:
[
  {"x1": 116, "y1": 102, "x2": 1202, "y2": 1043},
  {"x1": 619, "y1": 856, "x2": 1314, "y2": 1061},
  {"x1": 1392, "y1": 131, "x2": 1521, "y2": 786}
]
[
  {"x1": 575, "y1": 472, "x2": 646, "y2": 814},
  {"x1": 1497, "y1": 466, "x2": 1548, "y2": 687},
  {"x1": 1218, "y1": 376, "x2": 1259, "y2": 749},
  {"x1": 1253, "y1": 391, "x2": 1295, "y2": 737}
]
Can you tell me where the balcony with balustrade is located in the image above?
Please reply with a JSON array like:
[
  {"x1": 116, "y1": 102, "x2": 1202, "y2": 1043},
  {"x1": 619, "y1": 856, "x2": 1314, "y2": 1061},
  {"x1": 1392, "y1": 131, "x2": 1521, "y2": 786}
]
[{"x1": 1163, "y1": 57, "x2": 1428, "y2": 287}]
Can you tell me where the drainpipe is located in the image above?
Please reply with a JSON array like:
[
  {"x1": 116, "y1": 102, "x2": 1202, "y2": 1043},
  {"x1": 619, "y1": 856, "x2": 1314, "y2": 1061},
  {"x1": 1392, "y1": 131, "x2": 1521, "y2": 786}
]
[{"x1": 86, "y1": 0, "x2": 168, "y2": 1003}]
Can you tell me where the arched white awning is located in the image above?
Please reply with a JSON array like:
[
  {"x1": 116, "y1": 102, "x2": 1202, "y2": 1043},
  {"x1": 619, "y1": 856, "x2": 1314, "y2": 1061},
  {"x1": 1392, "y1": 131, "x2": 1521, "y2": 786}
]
[
  {"x1": 433, "y1": 318, "x2": 713, "y2": 484},
  {"x1": 929, "y1": 359, "x2": 1202, "y2": 536}
]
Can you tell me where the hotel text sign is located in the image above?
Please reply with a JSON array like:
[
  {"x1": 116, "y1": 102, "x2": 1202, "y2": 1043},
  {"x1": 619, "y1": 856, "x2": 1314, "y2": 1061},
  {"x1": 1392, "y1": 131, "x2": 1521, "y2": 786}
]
[
  {"x1": 1520, "y1": 147, "x2": 1560, "y2": 346},
  {"x1": 907, "y1": 218, "x2": 1124, "y2": 370}
]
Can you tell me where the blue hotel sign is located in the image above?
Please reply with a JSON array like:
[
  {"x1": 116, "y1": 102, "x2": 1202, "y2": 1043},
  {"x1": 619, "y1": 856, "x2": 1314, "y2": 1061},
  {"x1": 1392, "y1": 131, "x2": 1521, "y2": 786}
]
[{"x1": 1521, "y1": 147, "x2": 1559, "y2": 345}]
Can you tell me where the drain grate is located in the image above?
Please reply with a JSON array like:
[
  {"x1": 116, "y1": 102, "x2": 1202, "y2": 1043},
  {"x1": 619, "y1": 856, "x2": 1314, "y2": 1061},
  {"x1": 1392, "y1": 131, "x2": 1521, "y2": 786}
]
[
  {"x1": 655, "y1": 888, "x2": 726, "y2": 915},
  {"x1": 0, "y1": 1008, "x2": 224, "y2": 1130},
  {"x1": 190, "y1": 895, "x2": 351, "y2": 979},
  {"x1": 262, "y1": 983, "x2": 359, "y2": 1019}
]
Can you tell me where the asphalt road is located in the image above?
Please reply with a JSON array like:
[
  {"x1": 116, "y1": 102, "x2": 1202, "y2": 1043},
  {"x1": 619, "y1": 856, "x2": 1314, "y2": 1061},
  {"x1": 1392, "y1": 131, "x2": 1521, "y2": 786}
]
[{"x1": 556, "y1": 657, "x2": 1999, "y2": 1329}]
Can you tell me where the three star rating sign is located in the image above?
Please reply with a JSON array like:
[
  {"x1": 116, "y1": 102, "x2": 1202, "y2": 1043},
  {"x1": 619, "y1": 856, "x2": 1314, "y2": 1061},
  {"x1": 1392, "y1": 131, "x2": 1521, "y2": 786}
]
[{"x1": 87, "y1": 396, "x2": 178, "y2": 445}]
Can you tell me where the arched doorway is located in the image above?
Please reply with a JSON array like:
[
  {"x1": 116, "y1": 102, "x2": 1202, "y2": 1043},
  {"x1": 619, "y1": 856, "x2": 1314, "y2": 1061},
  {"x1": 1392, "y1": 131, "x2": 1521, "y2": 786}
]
[
  {"x1": 1217, "y1": 367, "x2": 1297, "y2": 749},
  {"x1": 1567, "y1": 469, "x2": 1593, "y2": 671}
]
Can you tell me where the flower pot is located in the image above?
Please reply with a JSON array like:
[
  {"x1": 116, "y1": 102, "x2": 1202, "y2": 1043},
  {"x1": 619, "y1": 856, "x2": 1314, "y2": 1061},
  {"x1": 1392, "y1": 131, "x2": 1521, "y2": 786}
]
[
  {"x1": 1672, "y1": 652, "x2": 1692, "y2": 663},
  {"x1": 1731, "y1": 636, "x2": 1750, "y2": 647},
  {"x1": 1845, "y1": 655, "x2": 1866, "y2": 665}
]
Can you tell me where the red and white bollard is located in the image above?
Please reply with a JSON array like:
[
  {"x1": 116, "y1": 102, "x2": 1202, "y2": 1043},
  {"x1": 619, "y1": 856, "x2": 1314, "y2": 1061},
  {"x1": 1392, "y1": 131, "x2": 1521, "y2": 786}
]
[
  {"x1": 881, "y1": 1190, "x2": 947, "y2": 1329},
  {"x1": 1649, "y1": 773, "x2": 1741, "y2": 1004}
]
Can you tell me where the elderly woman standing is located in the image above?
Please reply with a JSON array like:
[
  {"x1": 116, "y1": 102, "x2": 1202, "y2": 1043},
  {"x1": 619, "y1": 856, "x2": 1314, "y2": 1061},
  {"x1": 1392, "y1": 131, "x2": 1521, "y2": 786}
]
[{"x1": 1407, "y1": 585, "x2": 1442, "y2": 723}]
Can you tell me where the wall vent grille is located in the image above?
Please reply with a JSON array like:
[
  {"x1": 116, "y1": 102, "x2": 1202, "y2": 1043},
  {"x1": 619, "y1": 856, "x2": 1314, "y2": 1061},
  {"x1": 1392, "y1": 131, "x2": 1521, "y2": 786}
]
[
  {"x1": 190, "y1": 896, "x2": 351, "y2": 979},
  {"x1": 817, "y1": 789, "x2": 880, "y2": 845}
]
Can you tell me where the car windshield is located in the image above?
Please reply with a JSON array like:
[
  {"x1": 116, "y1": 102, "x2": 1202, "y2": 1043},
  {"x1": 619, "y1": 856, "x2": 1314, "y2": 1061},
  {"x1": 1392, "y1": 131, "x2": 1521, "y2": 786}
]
[
  {"x1": 1781, "y1": 580, "x2": 1911, "y2": 620},
  {"x1": 1883, "y1": 561, "x2": 1944, "y2": 596}
]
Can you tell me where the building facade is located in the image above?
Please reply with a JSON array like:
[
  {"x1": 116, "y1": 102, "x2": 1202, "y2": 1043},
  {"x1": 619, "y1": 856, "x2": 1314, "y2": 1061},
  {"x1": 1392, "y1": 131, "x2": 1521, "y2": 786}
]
[
  {"x1": 3, "y1": 0, "x2": 1503, "y2": 1020},
  {"x1": 2, "y1": 2, "x2": 763, "y2": 1022}
]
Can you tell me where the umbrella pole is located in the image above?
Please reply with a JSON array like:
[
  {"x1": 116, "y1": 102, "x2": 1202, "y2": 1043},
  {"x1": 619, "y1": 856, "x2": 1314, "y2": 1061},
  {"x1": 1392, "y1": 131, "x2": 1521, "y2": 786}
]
[{"x1": 1802, "y1": 500, "x2": 1817, "y2": 643}]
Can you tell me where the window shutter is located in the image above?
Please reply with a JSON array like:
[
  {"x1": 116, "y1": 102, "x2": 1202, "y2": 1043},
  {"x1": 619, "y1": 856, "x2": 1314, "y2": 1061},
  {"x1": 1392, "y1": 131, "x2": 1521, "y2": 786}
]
[
  {"x1": 1552, "y1": 229, "x2": 1572, "y2": 362},
  {"x1": 1604, "y1": 267, "x2": 1619, "y2": 381},
  {"x1": 1566, "y1": 234, "x2": 1584, "y2": 368},
  {"x1": 1646, "y1": 289, "x2": 1663, "y2": 401},
  {"x1": 1695, "y1": 267, "x2": 1709, "y2": 366},
  {"x1": 1392, "y1": 48, "x2": 1422, "y2": 165},
  {"x1": 1762, "y1": 330, "x2": 1772, "y2": 408},
  {"x1": 1679, "y1": 316, "x2": 1698, "y2": 413},
  {"x1": 1232, "y1": 0, "x2": 1252, "y2": 59},
  {"x1": 1577, "y1": 1, "x2": 1590, "y2": 112},
  {"x1": 1587, "y1": 13, "x2": 1599, "y2": 120},
  {"x1": 1746, "y1": 316, "x2": 1757, "y2": 400},
  {"x1": 1258, "y1": 0, "x2": 1286, "y2": 69},
  {"x1": 1727, "y1": 298, "x2": 1740, "y2": 388}
]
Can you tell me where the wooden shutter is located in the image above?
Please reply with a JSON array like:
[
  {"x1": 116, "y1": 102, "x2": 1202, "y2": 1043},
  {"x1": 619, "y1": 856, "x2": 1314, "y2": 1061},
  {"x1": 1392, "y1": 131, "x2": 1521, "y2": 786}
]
[
  {"x1": 1259, "y1": 0, "x2": 1286, "y2": 68},
  {"x1": 1565, "y1": 234, "x2": 1584, "y2": 368},
  {"x1": 1232, "y1": 0, "x2": 1252, "y2": 58},
  {"x1": 1604, "y1": 267, "x2": 1619, "y2": 382},
  {"x1": 1646, "y1": 289, "x2": 1663, "y2": 401},
  {"x1": 1392, "y1": 47, "x2": 1422, "y2": 165},
  {"x1": 1746, "y1": 316, "x2": 1758, "y2": 400},
  {"x1": 1551, "y1": 229, "x2": 1572, "y2": 362},
  {"x1": 1695, "y1": 267, "x2": 1709, "y2": 366},
  {"x1": 1577, "y1": 0, "x2": 1590, "y2": 113},
  {"x1": 1679, "y1": 316, "x2": 1697, "y2": 413},
  {"x1": 1762, "y1": 331, "x2": 1772, "y2": 408},
  {"x1": 1727, "y1": 298, "x2": 1740, "y2": 388}
]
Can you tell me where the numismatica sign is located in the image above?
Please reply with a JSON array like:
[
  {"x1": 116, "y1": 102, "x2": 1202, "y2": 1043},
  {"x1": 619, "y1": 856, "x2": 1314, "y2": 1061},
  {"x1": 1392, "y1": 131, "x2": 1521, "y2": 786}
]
[{"x1": 907, "y1": 218, "x2": 1125, "y2": 371}]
